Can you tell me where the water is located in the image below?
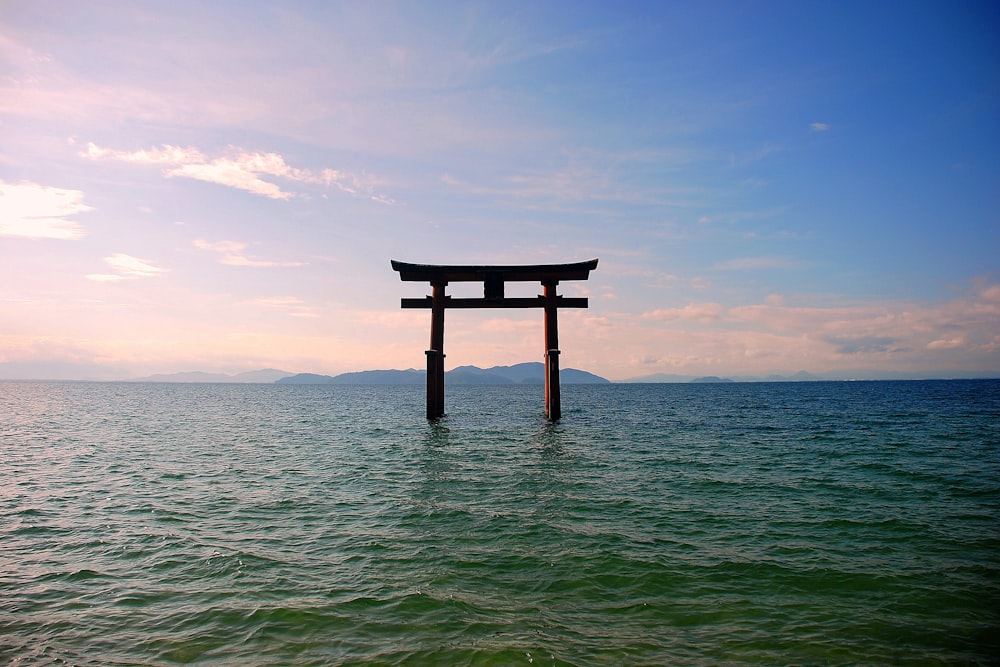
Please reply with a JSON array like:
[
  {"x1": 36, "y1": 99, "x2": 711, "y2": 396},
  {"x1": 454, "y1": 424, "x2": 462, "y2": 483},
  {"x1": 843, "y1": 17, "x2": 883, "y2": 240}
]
[{"x1": 1, "y1": 380, "x2": 998, "y2": 666}]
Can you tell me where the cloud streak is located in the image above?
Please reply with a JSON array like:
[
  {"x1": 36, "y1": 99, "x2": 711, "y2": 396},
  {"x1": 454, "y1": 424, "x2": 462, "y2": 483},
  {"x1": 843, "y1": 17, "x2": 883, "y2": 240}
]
[
  {"x1": 84, "y1": 143, "x2": 381, "y2": 201},
  {"x1": 641, "y1": 302, "x2": 724, "y2": 323},
  {"x1": 193, "y1": 239, "x2": 306, "y2": 267},
  {"x1": 0, "y1": 180, "x2": 91, "y2": 239},
  {"x1": 630, "y1": 282, "x2": 1000, "y2": 374},
  {"x1": 244, "y1": 296, "x2": 318, "y2": 318},
  {"x1": 86, "y1": 253, "x2": 167, "y2": 281},
  {"x1": 714, "y1": 256, "x2": 805, "y2": 271}
]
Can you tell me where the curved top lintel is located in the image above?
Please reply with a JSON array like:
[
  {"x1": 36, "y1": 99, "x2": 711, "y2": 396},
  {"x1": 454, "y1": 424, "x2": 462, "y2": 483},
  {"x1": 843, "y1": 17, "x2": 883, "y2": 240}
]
[{"x1": 391, "y1": 258, "x2": 598, "y2": 282}]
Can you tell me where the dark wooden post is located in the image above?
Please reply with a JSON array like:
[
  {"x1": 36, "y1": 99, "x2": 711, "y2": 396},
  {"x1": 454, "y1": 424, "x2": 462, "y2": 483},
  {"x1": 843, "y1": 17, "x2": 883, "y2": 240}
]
[
  {"x1": 543, "y1": 280, "x2": 561, "y2": 420},
  {"x1": 427, "y1": 281, "x2": 447, "y2": 419}
]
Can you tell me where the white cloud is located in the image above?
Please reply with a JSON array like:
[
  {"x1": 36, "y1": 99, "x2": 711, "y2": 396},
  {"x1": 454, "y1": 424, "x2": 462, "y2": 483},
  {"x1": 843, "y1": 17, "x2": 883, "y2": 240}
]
[
  {"x1": 926, "y1": 336, "x2": 965, "y2": 350},
  {"x1": 85, "y1": 143, "x2": 203, "y2": 164},
  {"x1": 629, "y1": 282, "x2": 1000, "y2": 374},
  {"x1": 729, "y1": 143, "x2": 782, "y2": 167},
  {"x1": 642, "y1": 302, "x2": 724, "y2": 323},
  {"x1": 608, "y1": 283, "x2": 1000, "y2": 378},
  {"x1": 170, "y1": 156, "x2": 291, "y2": 200},
  {"x1": 251, "y1": 296, "x2": 305, "y2": 306},
  {"x1": 811, "y1": 122, "x2": 831, "y2": 132},
  {"x1": 248, "y1": 295, "x2": 319, "y2": 318},
  {"x1": 0, "y1": 180, "x2": 91, "y2": 239},
  {"x1": 105, "y1": 253, "x2": 166, "y2": 277},
  {"x1": 714, "y1": 256, "x2": 803, "y2": 270},
  {"x1": 193, "y1": 238, "x2": 306, "y2": 267},
  {"x1": 86, "y1": 253, "x2": 166, "y2": 281},
  {"x1": 84, "y1": 142, "x2": 381, "y2": 201}
]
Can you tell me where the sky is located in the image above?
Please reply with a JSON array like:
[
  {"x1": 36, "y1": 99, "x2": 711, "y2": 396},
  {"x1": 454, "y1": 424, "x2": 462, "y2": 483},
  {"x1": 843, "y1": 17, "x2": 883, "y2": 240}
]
[{"x1": 1, "y1": 0, "x2": 998, "y2": 381}]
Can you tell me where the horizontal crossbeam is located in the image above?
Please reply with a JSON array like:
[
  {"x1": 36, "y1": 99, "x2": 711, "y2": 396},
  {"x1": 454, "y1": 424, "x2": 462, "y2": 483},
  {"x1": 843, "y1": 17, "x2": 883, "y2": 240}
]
[{"x1": 401, "y1": 296, "x2": 589, "y2": 309}]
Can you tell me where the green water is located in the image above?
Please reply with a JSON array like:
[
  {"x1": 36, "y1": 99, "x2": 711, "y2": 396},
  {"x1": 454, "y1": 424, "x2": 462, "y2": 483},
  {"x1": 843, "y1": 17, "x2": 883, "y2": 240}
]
[{"x1": 2, "y1": 380, "x2": 998, "y2": 665}]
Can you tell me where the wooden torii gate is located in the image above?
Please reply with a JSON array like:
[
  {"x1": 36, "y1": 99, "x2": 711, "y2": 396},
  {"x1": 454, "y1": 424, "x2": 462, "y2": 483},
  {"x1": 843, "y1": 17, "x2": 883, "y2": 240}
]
[{"x1": 392, "y1": 259, "x2": 598, "y2": 420}]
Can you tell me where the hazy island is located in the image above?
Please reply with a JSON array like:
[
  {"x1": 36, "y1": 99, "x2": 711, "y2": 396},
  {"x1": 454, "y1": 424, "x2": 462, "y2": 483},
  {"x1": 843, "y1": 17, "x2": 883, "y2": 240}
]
[
  {"x1": 277, "y1": 362, "x2": 610, "y2": 385},
  {"x1": 117, "y1": 367, "x2": 999, "y2": 384}
]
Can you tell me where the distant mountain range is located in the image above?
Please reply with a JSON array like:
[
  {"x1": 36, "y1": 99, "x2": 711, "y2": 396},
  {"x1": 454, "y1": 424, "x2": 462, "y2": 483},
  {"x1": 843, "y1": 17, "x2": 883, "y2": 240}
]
[
  {"x1": 122, "y1": 363, "x2": 609, "y2": 384},
  {"x1": 277, "y1": 362, "x2": 610, "y2": 385},
  {"x1": 118, "y1": 366, "x2": 998, "y2": 384},
  {"x1": 124, "y1": 369, "x2": 295, "y2": 383}
]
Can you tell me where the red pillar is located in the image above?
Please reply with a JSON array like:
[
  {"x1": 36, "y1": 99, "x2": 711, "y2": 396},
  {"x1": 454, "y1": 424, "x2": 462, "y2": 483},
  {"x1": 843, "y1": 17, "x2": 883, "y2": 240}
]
[
  {"x1": 427, "y1": 281, "x2": 446, "y2": 419},
  {"x1": 543, "y1": 280, "x2": 561, "y2": 420}
]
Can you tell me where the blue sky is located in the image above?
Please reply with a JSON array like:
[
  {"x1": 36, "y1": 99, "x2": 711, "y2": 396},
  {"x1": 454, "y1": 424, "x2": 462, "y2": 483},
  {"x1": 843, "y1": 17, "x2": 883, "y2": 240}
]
[{"x1": 1, "y1": 0, "x2": 998, "y2": 380}]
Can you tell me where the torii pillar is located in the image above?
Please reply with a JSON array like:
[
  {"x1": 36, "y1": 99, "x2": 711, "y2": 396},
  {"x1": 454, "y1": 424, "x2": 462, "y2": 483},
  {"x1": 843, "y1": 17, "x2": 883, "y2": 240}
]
[
  {"x1": 392, "y1": 259, "x2": 598, "y2": 420},
  {"x1": 543, "y1": 279, "x2": 561, "y2": 420},
  {"x1": 426, "y1": 280, "x2": 446, "y2": 419}
]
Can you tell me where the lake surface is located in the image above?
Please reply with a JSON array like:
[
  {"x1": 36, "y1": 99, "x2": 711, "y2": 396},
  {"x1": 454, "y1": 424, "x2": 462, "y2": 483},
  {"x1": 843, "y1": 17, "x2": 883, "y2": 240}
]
[{"x1": 2, "y1": 380, "x2": 998, "y2": 665}]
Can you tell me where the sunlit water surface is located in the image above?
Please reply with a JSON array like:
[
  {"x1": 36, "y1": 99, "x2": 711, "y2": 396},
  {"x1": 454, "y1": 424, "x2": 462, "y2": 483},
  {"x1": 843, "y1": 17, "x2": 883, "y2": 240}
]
[{"x1": 2, "y1": 380, "x2": 998, "y2": 665}]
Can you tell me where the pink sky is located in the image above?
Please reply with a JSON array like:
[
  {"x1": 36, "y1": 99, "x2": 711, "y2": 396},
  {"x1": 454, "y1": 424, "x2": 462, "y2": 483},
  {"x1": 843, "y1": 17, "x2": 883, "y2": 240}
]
[{"x1": 2, "y1": 2, "x2": 997, "y2": 380}]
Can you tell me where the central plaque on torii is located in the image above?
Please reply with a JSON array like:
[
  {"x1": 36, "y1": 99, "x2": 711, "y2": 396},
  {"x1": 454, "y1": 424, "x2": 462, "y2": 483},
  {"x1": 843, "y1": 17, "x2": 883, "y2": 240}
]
[{"x1": 392, "y1": 259, "x2": 598, "y2": 420}]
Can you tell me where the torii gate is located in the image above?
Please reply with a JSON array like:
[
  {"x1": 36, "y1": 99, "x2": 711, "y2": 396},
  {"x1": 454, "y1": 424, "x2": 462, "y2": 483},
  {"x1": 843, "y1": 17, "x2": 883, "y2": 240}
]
[{"x1": 392, "y1": 259, "x2": 598, "y2": 420}]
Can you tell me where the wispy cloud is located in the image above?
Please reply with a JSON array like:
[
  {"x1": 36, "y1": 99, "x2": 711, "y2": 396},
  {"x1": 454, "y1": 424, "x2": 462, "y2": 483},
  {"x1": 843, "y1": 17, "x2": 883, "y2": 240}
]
[
  {"x1": 810, "y1": 122, "x2": 831, "y2": 132},
  {"x1": 729, "y1": 143, "x2": 782, "y2": 167},
  {"x1": 84, "y1": 143, "x2": 381, "y2": 201},
  {"x1": 245, "y1": 296, "x2": 318, "y2": 318},
  {"x1": 824, "y1": 335, "x2": 898, "y2": 355},
  {"x1": 0, "y1": 180, "x2": 91, "y2": 239},
  {"x1": 641, "y1": 302, "x2": 724, "y2": 323},
  {"x1": 633, "y1": 282, "x2": 1000, "y2": 373},
  {"x1": 86, "y1": 253, "x2": 166, "y2": 281},
  {"x1": 251, "y1": 296, "x2": 305, "y2": 306},
  {"x1": 441, "y1": 147, "x2": 706, "y2": 210},
  {"x1": 193, "y1": 239, "x2": 306, "y2": 267},
  {"x1": 925, "y1": 336, "x2": 966, "y2": 350},
  {"x1": 714, "y1": 256, "x2": 804, "y2": 270}
]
